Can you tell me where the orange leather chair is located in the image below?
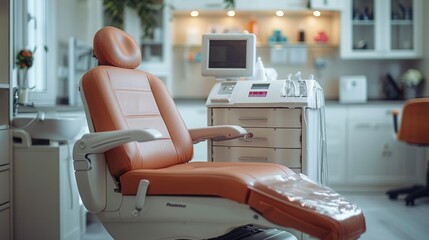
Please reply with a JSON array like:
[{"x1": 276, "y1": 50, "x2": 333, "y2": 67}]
[
  {"x1": 386, "y1": 98, "x2": 429, "y2": 206},
  {"x1": 73, "y1": 26, "x2": 366, "y2": 240}
]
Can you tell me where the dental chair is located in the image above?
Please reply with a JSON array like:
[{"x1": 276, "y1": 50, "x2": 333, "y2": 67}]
[
  {"x1": 73, "y1": 26, "x2": 366, "y2": 240},
  {"x1": 386, "y1": 98, "x2": 429, "y2": 206}
]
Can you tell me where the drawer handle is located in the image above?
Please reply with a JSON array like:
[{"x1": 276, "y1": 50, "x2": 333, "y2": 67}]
[
  {"x1": 238, "y1": 157, "x2": 268, "y2": 161},
  {"x1": 240, "y1": 137, "x2": 267, "y2": 141},
  {"x1": 238, "y1": 117, "x2": 268, "y2": 121}
]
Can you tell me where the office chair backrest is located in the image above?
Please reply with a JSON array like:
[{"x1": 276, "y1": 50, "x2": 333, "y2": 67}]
[
  {"x1": 397, "y1": 98, "x2": 429, "y2": 145},
  {"x1": 80, "y1": 26, "x2": 193, "y2": 178}
]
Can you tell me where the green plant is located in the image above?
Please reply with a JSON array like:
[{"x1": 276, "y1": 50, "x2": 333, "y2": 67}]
[
  {"x1": 224, "y1": 0, "x2": 235, "y2": 9},
  {"x1": 103, "y1": 0, "x2": 162, "y2": 38},
  {"x1": 103, "y1": 0, "x2": 236, "y2": 39}
]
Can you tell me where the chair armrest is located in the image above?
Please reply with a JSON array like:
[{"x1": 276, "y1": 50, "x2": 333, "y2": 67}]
[
  {"x1": 189, "y1": 125, "x2": 253, "y2": 144},
  {"x1": 73, "y1": 129, "x2": 163, "y2": 162}
]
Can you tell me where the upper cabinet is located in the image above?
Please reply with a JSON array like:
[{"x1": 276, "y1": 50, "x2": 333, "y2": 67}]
[
  {"x1": 170, "y1": 0, "x2": 307, "y2": 11},
  {"x1": 340, "y1": 0, "x2": 422, "y2": 59},
  {"x1": 310, "y1": 0, "x2": 343, "y2": 10}
]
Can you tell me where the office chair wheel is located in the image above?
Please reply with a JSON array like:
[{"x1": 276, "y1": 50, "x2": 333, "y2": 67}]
[
  {"x1": 387, "y1": 193, "x2": 398, "y2": 200},
  {"x1": 405, "y1": 199, "x2": 415, "y2": 206}
]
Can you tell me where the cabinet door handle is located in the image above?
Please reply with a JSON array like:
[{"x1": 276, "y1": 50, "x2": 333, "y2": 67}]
[
  {"x1": 239, "y1": 157, "x2": 268, "y2": 161},
  {"x1": 238, "y1": 117, "x2": 268, "y2": 121}
]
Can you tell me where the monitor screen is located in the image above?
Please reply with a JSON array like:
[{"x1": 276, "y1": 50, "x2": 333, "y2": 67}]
[{"x1": 201, "y1": 33, "x2": 256, "y2": 79}]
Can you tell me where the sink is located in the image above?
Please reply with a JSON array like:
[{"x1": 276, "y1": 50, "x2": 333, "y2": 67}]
[{"x1": 12, "y1": 111, "x2": 88, "y2": 141}]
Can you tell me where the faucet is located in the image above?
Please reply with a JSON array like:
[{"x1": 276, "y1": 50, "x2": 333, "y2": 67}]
[{"x1": 13, "y1": 87, "x2": 19, "y2": 116}]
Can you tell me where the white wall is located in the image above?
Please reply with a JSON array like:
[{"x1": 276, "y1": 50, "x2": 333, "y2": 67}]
[{"x1": 420, "y1": 0, "x2": 429, "y2": 96}]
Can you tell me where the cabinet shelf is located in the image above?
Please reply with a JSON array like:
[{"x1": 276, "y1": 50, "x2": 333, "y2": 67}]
[
  {"x1": 352, "y1": 20, "x2": 375, "y2": 25},
  {"x1": 0, "y1": 83, "x2": 10, "y2": 89},
  {"x1": 391, "y1": 20, "x2": 413, "y2": 25}
]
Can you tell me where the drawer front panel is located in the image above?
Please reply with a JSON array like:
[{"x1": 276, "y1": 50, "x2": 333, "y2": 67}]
[
  {"x1": 212, "y1": 146, "x2": 301, "y2": 168},
  {"x1": 212, "y1": 108, "x2": 301, "y2": 128},
  {"x1": 0, "y1": 130, "x2": 9, "y2": 166},
  {"x1": 213, "y1": 128, "x2": 301, "y2": 148},
  {"x1": 0, "y1": 207, "x2": 9, "y2": 240},
  {"x1": 0, "y1": 169, "x2": 9, "y2": 205}
]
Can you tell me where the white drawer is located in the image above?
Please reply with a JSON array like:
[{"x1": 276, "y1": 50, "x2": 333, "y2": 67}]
[
  {"x1": 211, "y1": 108, "x2": 301, "y2": 128},
  {"x1": 0, "y1": 130, "x2": 9, "y2": 166},
  {"x1": 212, "y1": 146, "x2": 302, "y2": 168},
  {"x1": 346, "y1": 105, "x2": 402, "y2": 120},
  {"x1": 0, "y1": 169, "x2": 9, "y2": 205},
  {"x1": 0, "y1": 207, "x2": 10, "y2": 240},
  {"x1": 213, "y1": 128, "x2": 301, "y2": 148}
]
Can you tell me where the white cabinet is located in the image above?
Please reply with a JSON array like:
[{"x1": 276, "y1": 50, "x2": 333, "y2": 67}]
[
  {"x1": 311, "y1": 0, "x2": 343, "y2": 10},
  {"x1": 169, "y1": 0, "x2": 224, "y2": 10},
  {"x1": 13, "y1": 143, "x2": 81, "y2": 240},
  {"x1": 324, "y1": 105, "x2": 347, "y2": 186},
  {"x1": 170, "y1": 0, "x2": 307, "y2": 11},
  {"x1": 325, "y1": 103, "x2": 426, "y2": 190},
  {"x1": 0, "y1": 0, "x2": 11, "y2": 239},
  {"x1": 340, "y1": 0, "x2": 422, "y2": 59},
  {"x1": 236, "y1": 0, "x2": 307, "y2": 10}
]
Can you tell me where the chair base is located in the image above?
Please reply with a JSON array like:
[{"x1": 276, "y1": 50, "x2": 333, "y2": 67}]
[
  {"x1": 386, "y1": 161, "x2": 429, "y2": 206},
  {"x1": 210, "y1": 225, "x2": 296, "y2": 240}
]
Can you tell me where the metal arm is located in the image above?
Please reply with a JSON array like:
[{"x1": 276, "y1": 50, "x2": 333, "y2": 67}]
[{"x1": 188, "y1": 125, "x2": 253, "y2": 144}]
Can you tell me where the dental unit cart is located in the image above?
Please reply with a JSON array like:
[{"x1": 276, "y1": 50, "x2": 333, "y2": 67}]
[{"x1": 206, "y1": 75, "x2": 327, "y2": 183}]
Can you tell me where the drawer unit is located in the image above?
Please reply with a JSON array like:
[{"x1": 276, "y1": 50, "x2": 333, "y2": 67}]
[
  {"x1": 0, "y1": 207, "x2": 10, "y2": 240},
  {"x1": 0, "y1": 130, "x2": 9, "y2": 166},
  {"x1": 213, "y1": 146, "x2": 302, "y2": 168},
  {"x1": 212, "y1": 108, "x2": 301, "y2": 128},
  {"x1": 0, "y1": 169, "x2": 9, "y2": 205},
  {"x1": 213, "y1": 128, "x2": 302, "y2": 148}
]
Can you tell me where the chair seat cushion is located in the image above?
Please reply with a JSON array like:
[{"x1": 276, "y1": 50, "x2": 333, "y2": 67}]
[{"x1": 120, "y1": 161, "x2": 295, "y2": 203}]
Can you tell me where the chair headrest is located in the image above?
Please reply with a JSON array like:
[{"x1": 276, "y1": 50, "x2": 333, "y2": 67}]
[{"x1": 93, "y1": 26, "x2": 141, "y2": 69}]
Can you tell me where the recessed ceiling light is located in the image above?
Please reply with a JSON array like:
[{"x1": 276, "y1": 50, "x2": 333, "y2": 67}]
[
  {"x1": 190, "y1": 11, "x2": 199, "y2": 17},
  {"x1": 227, "y1": 10, "x2": 236, "y2": 17}
]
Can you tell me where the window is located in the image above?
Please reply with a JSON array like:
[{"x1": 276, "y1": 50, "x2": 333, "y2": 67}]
[{"x1": 26, "y1": 0, "x2": 47, "y2": 92}]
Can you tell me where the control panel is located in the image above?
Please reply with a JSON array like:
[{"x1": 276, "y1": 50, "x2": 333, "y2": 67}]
[{"x1": 207, "y1": 72, "x2": 321, "y2": 108}]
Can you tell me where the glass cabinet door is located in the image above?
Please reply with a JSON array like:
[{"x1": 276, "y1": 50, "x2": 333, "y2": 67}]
[
  {"x1": 351, "y1": 0, "x2": 376, "y2": 52},
  {"x1": 390, "y1": 0, "x2": 414, "y2": 50},
  {"x1": 341, "y1": 0, "x2": 421, "y2": 59}
]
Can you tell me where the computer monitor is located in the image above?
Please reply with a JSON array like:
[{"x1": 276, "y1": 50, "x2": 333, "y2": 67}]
[{"x1": 201, "y1": 33, "x2": 256, "y2": 79}]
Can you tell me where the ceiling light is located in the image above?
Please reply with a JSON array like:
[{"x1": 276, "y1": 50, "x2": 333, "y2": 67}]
[
  {"x1": 276, "y1": 11, "x2": 284, "y2": 17},
  {"x1": 227, "y1": 10, "x2": 235, "y2": 17},
  {"x1": 190, "y1": 11, "x2": 199, "y2": 17}
]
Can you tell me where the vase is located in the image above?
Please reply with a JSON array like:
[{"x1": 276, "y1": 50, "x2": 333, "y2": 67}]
[
  {"x1": 403, "y1": 86, "x2": 417, "y2": 100},
  {"x1": 18, "y1": 86, "x2": 29, "y2": 105}
]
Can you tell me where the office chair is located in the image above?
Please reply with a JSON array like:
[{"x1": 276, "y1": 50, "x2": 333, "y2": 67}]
[
  {"x1": 386, "y1": 98, "x2": 429, "y2": 206},
  {"x1": 72, "y1": 26, "x2": 366, "y2": 239}
]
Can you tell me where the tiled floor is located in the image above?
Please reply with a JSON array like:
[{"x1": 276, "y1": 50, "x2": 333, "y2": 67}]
[{"x1": 81, "y1": 100, "x2": 429, "y2": 240}]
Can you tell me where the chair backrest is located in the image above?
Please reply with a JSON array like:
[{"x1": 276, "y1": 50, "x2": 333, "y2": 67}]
[
  {"x1": 397, "y1": 98, "x2": 429, "y2": 145},
  {"x1": 80, "y1": 26, "x2": 193, "y2": 178}
]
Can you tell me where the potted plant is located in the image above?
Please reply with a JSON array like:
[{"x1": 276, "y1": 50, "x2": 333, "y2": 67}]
[
  {"x1": 400, "y1": 69, "x2": 424, "y2": 100},
  {"x1": 15, "y1": 48, "x2": 34, "y2": 104}
]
